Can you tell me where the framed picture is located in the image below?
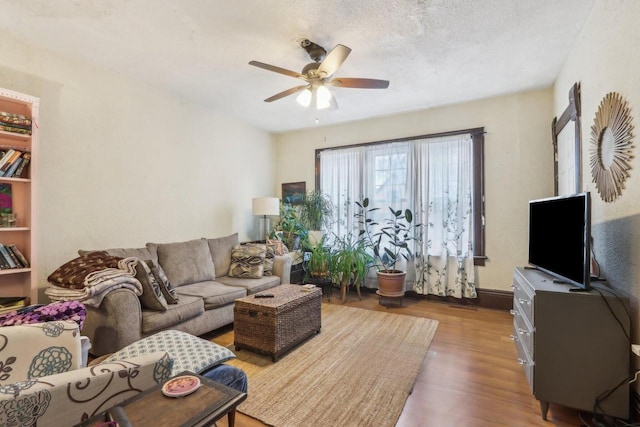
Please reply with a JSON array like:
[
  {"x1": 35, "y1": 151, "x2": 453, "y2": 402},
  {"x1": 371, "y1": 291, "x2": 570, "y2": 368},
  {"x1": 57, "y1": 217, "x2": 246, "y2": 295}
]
[{"x1": 282, "y1": 182, "x2": 306, "y2": 205}]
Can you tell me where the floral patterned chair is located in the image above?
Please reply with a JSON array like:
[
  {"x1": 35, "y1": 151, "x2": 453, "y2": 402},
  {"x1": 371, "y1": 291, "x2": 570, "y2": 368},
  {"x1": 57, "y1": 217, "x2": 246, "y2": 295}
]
[{"x1": 0, "y1": 320, "x2": 173, "y2": 427}]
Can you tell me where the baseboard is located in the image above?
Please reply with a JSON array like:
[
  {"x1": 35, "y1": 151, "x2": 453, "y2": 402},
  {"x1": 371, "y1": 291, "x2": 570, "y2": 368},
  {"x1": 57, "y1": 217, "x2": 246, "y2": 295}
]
[{"x1": 362, "y1": 287, "x2": 512, "y2": 311}]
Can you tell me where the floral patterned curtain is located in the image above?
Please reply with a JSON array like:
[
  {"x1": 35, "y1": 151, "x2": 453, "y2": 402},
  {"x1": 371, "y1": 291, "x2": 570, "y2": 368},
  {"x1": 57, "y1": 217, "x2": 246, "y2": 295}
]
[{"x1": 412, "y1": 135, "x2": 477, "y2": 298}]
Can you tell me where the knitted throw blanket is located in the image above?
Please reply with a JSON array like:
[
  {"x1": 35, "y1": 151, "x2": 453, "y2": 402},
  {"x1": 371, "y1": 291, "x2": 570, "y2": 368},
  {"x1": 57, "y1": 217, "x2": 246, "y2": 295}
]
[{"x1": 46, "y1": 252, "x2": 142, "y2": 307}]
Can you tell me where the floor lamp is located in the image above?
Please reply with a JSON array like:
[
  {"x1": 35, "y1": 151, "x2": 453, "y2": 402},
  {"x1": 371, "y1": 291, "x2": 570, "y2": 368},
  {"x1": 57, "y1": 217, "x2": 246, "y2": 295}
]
[{"x1": 252, "y1": 197, "x2": 280, "y2": 242}]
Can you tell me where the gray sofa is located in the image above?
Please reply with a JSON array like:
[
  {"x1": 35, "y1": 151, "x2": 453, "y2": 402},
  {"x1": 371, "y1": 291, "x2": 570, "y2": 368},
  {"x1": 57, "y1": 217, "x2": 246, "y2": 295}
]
[{"x1": 81, "y1": 233, "x2": 292, "y2": 356}]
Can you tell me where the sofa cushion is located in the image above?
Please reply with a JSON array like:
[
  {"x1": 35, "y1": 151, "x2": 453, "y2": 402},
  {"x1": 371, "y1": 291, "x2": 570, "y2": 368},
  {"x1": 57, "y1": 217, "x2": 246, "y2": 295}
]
[
  {"x1": 136, "y1": 259, "x2": 168, "y2": 311},
  {"x1": 215, "y1": 274, "x2": 281, "y2": 295},
  {"x1": 228, "y1": 245, "x2": 265, "y2": 279},
  {"x1": 203, "y1": 233, "x2": 239, "y2": 277},
  {"x1": 79, "y1": 246, "x2": 157, "y2": 263},
  {"x1": 102, "y1": 330, "x2": 235, "y2": 377},
  {"x1": 176, "y1": 281, "x2": 247, "y2": 310},
  {"x1": 141, "y1": 294, "x2": 205, "y2": 335},
  {"x1": 150, "y1": 239, "x2": 216, "y2": 287}
]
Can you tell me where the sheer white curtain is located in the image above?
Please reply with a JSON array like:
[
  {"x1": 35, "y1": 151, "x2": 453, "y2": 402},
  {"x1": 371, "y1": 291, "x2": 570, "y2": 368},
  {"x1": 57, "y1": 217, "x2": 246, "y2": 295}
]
[
  {"x1": 413, "y1": 135, "x2": 477, "y2": 298},
  {"x1": 320, "y1": 147, "x2": 364, "y2": 244},
  {"x1": 319, "y1": 134, "x2": 477, "y2": 299}
]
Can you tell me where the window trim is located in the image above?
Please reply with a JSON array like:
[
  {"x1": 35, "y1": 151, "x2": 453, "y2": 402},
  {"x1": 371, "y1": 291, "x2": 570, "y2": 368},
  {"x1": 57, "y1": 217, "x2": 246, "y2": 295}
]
[{"x1": 315, "y1": 127, "x2": 486, "y2": 266}]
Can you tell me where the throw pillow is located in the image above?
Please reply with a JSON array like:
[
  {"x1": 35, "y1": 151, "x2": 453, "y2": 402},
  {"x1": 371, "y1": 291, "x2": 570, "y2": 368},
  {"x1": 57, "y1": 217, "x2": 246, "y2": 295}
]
[
  {"x1": 102, "y1": 329, "x2": 236, "y2": 377},
  {"x1": 150, "y1": 239, "x2": 216, "y2": 287},
  {"x1": 228, "y1": 245, "x2": 266, "y2": 279},
  {"x1": 267, "y1": 239, "x2": 287, "y2": 256},
  {"x1": 247, "y1": 243, "x2": 275, "y2": 276},
  {"x1": 148, "y1": 261, "x2": 179, "y2": 304},
  {"x1": 203, "y1": 233, "x2": 239, "y2": 277},
  {"x1": 136, "y1": 259, "x2": 168, "y2": 311}
]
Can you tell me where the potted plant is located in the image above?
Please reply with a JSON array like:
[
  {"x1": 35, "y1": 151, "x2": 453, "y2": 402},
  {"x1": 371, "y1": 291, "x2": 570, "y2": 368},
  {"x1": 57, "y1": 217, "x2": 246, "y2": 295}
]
[
  {"x1": 329, "y1": 233, "x2": 374, "y2": 302},
  {"x1": 355, "y1": 197, "x2": 420, "y2": 297},
  {"x1": 304, "y1": 235, "x2": 331, "y2": 279},
  {"x1": 298, "y1": 190, "x2": 334, "y2": 247},
  {"x1": 270, "y1": 202, "x2": 305, "y2": 250}
]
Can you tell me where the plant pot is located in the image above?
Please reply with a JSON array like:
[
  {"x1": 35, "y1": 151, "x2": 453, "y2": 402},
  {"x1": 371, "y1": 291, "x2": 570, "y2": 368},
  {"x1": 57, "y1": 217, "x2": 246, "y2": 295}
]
[{"x1": 376, "y1": 270, "x2": 406, "y2": 297}]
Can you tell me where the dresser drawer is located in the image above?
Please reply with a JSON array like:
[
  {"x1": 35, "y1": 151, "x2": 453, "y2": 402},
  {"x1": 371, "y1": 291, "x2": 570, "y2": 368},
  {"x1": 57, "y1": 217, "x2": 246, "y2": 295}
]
[
  {"x1": 514, "y1": 330, "x2": 534, "y2": 389},
  {"x1": 512, "y1": 274, "x2": 534, "y2": 322},
  {"x1": 512, "y1": 302, "x2": 534, "y2": 357}
]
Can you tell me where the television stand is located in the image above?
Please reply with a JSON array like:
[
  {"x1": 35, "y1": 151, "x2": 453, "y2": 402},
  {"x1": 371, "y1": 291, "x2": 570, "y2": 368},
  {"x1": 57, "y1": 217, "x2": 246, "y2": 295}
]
[{"x1": 511, "y1": 267, "x2": 629, "y2": 420}]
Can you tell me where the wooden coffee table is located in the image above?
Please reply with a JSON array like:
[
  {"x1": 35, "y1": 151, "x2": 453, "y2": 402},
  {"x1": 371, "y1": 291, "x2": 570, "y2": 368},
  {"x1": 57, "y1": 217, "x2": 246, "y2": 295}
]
[
  {"x1": 234, "y1": 284, "x2": 322, "y2": 361},
  {"x1": 78, "y1": 371, "x2": 246, "y2": 427}
]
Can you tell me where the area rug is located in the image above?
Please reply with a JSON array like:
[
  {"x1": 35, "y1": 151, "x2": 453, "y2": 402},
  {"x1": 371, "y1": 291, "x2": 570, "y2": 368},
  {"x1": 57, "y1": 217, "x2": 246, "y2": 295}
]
[{"x1": 227, "y1": 303, "x2": 438, "y2": 427}]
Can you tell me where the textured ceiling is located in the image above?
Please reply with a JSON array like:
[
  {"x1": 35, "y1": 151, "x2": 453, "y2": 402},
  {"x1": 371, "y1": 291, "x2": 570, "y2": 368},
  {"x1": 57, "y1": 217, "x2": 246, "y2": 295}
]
[{"x1": 0, "y1": 0, "x2": 595, "y2": 133}]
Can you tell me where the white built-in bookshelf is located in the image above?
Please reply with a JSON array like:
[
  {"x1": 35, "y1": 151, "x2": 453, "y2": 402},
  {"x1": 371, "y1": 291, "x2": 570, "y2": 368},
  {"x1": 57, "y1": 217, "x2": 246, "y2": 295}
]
[{"x1": 0, "y1": 87, "x2": 38, "y2": 304}]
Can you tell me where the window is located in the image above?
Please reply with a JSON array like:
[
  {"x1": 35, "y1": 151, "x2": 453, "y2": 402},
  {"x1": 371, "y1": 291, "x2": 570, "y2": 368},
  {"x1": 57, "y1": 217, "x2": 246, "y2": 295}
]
[{"x1": 316, "y1": 128, "x2": 485, "y2": 266}]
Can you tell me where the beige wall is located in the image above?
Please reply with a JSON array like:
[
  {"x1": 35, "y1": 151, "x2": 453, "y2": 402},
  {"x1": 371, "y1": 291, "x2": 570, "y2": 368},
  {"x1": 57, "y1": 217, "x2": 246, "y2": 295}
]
[
  {"x1": 554, "y1": 0, "x2": 640, "y2": 353},
  {"x1": 0, "y1": 31, "x2": 277, "y2": 300},
  {"x1": 275, "y1": 89, "x2": 554, "y2": 291}
]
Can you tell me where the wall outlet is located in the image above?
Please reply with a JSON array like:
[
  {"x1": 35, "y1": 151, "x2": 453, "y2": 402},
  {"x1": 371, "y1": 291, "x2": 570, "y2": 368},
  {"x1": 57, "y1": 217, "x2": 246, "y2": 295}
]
[{"x1": 632, "y1": 344, "x2": 640, "y2": 357}]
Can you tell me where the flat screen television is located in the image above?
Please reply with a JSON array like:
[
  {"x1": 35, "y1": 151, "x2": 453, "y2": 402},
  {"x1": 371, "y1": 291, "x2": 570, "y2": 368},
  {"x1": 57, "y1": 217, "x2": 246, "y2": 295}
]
[{"x1": 528, "y1": 192, "x2": 591, "y2": 290}]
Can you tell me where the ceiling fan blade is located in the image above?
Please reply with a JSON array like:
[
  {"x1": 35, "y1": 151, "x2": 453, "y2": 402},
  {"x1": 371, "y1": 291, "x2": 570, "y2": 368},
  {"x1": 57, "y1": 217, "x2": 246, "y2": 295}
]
[
  {"x1": 264, "y1": 85, "x2": 308, "y2": 102},
  {"x1": 249, "y1": 61, "x2": 306, "y2": 80},
  {"x1": 329, "y1": 78, "x2": 390, "y2": 89},
  {"x1": 317, "y1": 44, "x2": 351, "y2": 78}
]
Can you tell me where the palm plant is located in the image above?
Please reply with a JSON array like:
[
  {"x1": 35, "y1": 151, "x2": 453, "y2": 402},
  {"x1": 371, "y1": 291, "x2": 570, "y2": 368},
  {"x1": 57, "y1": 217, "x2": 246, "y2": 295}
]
[{"x1": 299, "y1": 190, "x2": 334, "y2": 231}]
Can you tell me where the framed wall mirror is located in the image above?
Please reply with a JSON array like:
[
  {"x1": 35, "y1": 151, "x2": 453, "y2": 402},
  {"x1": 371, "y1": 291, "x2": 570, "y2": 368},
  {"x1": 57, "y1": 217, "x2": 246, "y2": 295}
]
[{"x1": 552, "y1": 82, "x2": 582, "y2": 196}]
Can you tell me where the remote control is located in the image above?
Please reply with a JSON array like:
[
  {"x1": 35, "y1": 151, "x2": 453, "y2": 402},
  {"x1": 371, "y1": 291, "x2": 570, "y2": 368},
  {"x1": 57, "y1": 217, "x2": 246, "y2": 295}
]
[{"x1": 255, "y1": 294, "x2": 274, "y2": 298}]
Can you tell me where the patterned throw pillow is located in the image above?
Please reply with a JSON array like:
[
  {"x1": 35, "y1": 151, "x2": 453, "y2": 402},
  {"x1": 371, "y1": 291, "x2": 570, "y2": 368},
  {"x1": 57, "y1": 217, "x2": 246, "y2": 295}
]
[
  {"x1": 247, "y1": 243, "x2": 275, "y2": 276},
  {"x1": 148, "y1": 261, "x2": 179, "y2": 304},
  {"x1": 228, "y1": 245, "x2": 266, "y2": 279},
  {"x1": 136, "y1": 259, "x2": 168, "y2": 311},
  {"x1": 102, "y1": 329, "x2": 235, "y2": 376}
]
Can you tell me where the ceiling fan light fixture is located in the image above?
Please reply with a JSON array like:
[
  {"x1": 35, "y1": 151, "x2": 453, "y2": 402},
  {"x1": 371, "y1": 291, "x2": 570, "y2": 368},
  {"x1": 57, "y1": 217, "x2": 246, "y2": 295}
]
[
  {"x1": 296, "y1": 88, "x2": 312, "y2": 107},
  {"x1": 316, "y1": 85, "x2": 332, "y2": 110}
]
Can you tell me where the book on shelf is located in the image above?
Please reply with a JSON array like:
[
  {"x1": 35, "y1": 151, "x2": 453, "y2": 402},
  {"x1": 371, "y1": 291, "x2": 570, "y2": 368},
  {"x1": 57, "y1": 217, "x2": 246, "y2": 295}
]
[
  {"x1": 0, "y1": 243, "x2": 18, "y2": 268},
  {"x1": 0, "y1": 296, "x2": 27, "y2": 315},
  {"x1": 14, "y1": 152, "x2": 30, "y2": 178},
  {"x1": 0, "y1": 111, "x2": 32, "y2": 127},
  {"x1": 0, "y1": 247, "x2": 11, "y2": 269},
  {"x1": 5, "y1": 243, "x2": 23, "y2": 268},
  {"x1": 0, "y1": 150, "x2": 23, "y2": 176},
  {"x1": 4, "y1": 157, "x2": 22, "y2": 178},
  {"x1": 7, "y1": 244, "x2": 29, "y2": 268},
  {"x1": 0, "y1": 149, "x2": 16, "y2": 171},
  {"x1": 0, "y1": 124, "x2": 31, "y2": 135}
]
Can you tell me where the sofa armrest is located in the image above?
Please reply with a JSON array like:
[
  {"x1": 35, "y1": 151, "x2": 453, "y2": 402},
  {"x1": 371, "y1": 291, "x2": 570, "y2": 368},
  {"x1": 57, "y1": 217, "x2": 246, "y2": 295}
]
[
  {"x1": 273, "y1": 254, "x2": 292, "y2": 284},
  {"x1": 83, "y1": 288, "x2": 143, "y2": 357},
  {"x1": 0, "y1": 351, "x2": 173, "y2": 427}
]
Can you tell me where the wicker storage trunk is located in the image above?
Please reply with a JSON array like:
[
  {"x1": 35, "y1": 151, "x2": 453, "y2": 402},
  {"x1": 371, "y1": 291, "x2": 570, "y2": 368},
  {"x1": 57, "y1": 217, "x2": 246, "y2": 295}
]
[{"x1": 234, "y1": 284, "x2": 322, "y2": 361}]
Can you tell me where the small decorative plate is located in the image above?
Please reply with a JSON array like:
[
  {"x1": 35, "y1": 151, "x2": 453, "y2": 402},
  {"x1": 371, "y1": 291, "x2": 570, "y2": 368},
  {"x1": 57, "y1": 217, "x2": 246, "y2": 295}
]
[{"x1": 162, "y1": 375, "x2": 201, "y2": 398}]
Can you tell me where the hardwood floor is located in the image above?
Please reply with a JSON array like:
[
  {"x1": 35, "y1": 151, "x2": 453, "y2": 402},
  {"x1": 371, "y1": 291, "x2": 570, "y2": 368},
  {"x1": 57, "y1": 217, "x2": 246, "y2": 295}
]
[{"x1": 212, "y1": 292, "x2": 589, "y2": 427}]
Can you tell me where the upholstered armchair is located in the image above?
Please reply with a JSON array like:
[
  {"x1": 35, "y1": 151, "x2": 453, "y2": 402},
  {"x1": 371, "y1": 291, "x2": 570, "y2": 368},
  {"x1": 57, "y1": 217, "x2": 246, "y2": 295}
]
[{"x1": 0, "y1": 321, "x2": 173, "y2": 427}]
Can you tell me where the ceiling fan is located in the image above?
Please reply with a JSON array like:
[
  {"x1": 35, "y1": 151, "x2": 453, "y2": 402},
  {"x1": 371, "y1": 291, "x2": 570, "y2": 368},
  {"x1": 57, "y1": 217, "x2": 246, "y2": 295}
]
[{"x1": 249, "y1": 39, "x2": 389, "y2": 110}]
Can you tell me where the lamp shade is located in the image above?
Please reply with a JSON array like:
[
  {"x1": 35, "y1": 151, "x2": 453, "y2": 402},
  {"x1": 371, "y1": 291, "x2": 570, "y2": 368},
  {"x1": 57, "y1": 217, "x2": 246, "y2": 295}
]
[{"x1": 252, "y1": 197, "x2": 280, "y2": 216}]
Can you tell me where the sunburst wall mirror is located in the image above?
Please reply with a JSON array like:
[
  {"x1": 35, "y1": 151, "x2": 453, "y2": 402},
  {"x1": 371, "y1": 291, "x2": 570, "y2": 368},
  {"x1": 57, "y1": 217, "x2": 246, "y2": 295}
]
[{"x1": 589, "y1": 92, "x2": 635, "y2": 202}]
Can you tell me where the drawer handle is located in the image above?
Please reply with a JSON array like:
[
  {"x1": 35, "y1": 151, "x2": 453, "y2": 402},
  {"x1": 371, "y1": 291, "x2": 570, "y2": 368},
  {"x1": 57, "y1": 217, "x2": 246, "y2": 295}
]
[
  {"x1": 517, "y1": 328, "x2": 530, "y2": 336},
  {"x1": 518, "y1": 298, "x2": 530, "y2": 305},
  {"x1": 509, "y1": 334, "x2": 517, "y2": 341},
  {"x1": 510, "y1": 309, "x2": 518, "y2": 317},
  {"x1": 517, "y1": 358, "x2": 528, "y2": 366},
  {"x1": 510, "y1": 284, "x2": 516, "y2": 290},
  {"x1": 249, "y1": 311, "x2": 258, "y2": 318}
]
